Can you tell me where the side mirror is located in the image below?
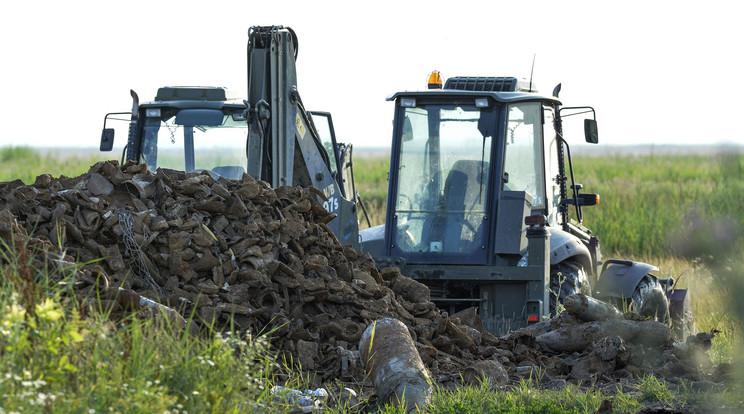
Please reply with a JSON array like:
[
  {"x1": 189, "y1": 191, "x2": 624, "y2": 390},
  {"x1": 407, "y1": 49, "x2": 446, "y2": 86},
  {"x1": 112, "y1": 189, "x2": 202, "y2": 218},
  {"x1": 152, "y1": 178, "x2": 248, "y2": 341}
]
[
  {"x1": 584, "y1": 119, "x2": 599, "y2": 144},
  {"x1": 100, "y1": 128, "x2": 115, "y2": 151}
]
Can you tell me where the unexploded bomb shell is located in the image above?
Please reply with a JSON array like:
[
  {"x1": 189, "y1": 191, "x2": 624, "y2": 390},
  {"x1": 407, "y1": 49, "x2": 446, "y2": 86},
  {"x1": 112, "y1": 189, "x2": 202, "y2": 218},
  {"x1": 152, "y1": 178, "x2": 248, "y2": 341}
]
[{"x1": 360, "y1": 318, "x2": 432, "y2": 412}]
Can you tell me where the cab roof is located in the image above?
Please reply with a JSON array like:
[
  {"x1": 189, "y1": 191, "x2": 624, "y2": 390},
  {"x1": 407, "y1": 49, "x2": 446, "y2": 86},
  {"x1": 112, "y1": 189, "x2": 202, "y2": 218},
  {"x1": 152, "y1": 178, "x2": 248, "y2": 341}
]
[
  {"x1": 389, "y1": 76, "x2": 561, "y2": 105},
  {"x1": 387, "y1": 89, "x2": 561, "y2": 105},
  {"x1": 139, "y1": 86, "x2": 245, "y2": 110}
]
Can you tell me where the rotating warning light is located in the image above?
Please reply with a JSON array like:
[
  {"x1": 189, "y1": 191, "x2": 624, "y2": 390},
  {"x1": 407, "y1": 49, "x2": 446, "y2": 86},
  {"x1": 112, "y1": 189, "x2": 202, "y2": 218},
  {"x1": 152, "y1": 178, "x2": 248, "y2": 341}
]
[{"x1": 428, "y1": 71, "x2": 443, "y2": 89}]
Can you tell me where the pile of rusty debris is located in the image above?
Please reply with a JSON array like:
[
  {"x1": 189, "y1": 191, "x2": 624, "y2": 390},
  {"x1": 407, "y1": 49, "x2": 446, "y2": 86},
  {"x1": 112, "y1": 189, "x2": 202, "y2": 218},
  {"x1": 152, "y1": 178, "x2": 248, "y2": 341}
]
[{"x1": 0, "y1": 161, "x2": 730, "y2": 405}]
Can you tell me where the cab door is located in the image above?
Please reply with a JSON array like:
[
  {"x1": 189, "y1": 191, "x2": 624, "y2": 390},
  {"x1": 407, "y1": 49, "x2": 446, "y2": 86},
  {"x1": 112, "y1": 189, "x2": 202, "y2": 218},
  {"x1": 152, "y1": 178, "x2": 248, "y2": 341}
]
[
  {"x1": 307, "y1": 111, "x2": 359, "y2": 246},
  {"x1": 308, "y1": 111, "x2": 349, "y2": 197}
]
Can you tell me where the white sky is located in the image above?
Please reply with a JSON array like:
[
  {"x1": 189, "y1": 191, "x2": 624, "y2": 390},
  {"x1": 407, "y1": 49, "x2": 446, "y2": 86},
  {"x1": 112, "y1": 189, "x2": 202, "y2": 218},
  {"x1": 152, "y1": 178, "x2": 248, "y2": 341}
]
[{"x1": 1, "y1": 0, "x2": 743, "y2": 151}]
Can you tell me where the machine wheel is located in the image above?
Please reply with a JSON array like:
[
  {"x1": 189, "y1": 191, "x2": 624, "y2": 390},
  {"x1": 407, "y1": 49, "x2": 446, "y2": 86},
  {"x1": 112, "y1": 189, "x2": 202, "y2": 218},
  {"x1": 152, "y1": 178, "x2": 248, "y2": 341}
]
[{"x1": 550, "y1": 260, "x2": 591, "y2": 315}]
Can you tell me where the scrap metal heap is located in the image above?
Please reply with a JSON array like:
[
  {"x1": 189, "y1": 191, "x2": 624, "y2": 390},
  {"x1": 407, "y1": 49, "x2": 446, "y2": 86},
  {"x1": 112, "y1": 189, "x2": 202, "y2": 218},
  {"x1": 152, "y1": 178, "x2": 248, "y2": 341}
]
[{"x1": 0, "y1": 161, "x2": 731, "y2": 401}]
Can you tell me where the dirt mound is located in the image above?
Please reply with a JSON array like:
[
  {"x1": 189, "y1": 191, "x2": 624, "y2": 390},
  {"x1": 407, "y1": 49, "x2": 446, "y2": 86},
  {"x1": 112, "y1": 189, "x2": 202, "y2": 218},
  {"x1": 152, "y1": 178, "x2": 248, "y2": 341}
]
[
  {"x1": 0, "y1": 161, "x2": 727, "y2": 392},
  {"x1": 0, "y1": 161, "x2": 478, "y2": 383}
]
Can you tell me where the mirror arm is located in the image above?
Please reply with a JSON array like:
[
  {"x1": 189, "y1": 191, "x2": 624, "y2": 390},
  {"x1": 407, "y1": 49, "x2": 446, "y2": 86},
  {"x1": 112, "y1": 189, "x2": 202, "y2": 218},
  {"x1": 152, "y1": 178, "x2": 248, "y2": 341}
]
[
  {"x1": 99, "y1": 111, "x2": 131, "y2": 152},
  {"x1": 557, "y1": 133, "x2": 582, "y2": 223}
]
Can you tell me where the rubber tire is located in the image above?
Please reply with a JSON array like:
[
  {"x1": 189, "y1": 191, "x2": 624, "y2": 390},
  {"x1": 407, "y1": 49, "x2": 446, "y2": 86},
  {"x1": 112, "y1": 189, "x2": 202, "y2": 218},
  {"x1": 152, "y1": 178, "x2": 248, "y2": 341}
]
[{"x1": 549, "y1": 260, "x2": 591, "y2": 315}]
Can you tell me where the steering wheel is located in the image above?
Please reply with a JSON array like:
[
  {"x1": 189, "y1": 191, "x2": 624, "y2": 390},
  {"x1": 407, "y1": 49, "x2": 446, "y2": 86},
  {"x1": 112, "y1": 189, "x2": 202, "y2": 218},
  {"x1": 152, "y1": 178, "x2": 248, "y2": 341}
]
[{"x1": 397, "y1": 228, "x2": 418, "y2": 252}]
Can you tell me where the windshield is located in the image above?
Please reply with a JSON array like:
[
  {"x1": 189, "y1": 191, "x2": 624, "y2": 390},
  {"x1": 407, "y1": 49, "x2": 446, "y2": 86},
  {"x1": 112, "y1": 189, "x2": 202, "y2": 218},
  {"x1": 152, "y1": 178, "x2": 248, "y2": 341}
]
[
  {"x1": 392, "y1": 103, "x2": 496, "y2": 263},
  {"x1": 140, "y1": 108, "x2": 248, "y2": 179}
]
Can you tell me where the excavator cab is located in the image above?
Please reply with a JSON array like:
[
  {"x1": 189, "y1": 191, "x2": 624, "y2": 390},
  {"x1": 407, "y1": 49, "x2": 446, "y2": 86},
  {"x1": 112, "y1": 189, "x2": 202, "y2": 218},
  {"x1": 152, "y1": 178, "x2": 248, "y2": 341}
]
[
  {"x1": 141, "y1": 90, "x2": 249, "y2": 179},
  {"x1": 361, "y1": 75, "x2": 602, "y2": 332},
  {"x1": 99, "y1": 86, "x2": 249, "y2": 179},
  {"x1": 384, "y1": 96, "x2": 552, "y2": 267}
]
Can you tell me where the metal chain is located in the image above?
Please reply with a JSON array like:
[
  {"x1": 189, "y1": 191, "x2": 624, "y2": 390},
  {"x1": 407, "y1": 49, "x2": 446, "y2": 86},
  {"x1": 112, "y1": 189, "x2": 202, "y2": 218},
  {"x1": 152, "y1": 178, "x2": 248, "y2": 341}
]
[
  {"x1": 163, "y1": 119, "x2": 177, "y2": 144},
  {"x1": 118, "y1": 208, "x2": 163, "y2": 296}
]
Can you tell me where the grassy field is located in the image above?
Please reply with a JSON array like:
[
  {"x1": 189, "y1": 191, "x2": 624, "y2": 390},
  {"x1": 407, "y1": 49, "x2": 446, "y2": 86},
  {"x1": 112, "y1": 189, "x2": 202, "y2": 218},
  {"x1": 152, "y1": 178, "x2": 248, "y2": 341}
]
[
  {"x1": 578, "y1": 152, "x2": 744, "y2": 259},
  {"x1": 2, "y1": 146, "x2": 743, "y2": 412},
  {"x1": 0, "y1": 147, "x2": 103, "y2": 185}
]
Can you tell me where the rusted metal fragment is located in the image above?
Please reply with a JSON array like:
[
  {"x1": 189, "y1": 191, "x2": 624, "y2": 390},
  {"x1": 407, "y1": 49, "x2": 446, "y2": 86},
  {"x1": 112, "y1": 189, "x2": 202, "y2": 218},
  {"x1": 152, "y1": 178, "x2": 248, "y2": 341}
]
[
  {"x1": 563, "y1": 293, "x2": 623, "y2": 321},
  {"x1": 462, "y1": 360, "x2": 509, "y2": 386},
  {"x1": 536, "y1": 319, "x2": 672, "y2": 353}
]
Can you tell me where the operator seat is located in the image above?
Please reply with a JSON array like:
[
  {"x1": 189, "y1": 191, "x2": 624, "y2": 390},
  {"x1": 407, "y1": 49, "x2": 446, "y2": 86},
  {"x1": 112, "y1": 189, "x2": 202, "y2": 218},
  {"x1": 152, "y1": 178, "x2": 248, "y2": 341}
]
[{"x1": 428, "y1": 160, "x2": 489, "y2": 253}]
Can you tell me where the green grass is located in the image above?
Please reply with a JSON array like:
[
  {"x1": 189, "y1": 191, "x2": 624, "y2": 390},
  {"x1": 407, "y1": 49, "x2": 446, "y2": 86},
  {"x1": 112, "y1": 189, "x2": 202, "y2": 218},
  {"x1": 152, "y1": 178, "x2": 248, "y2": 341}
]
[
  {"x1": 577, "y1": 153, "x2": 744, "y2": 258},
  {"x1": 0, "y1": 147, "x2": 102, "y2": 185},
  {"x1": 422, "y1": 380, "x2": 631, "y2": 414},
  {"x1": 353, "y1": 155, "x2": 390, "y2": 229},
  {"x1": 337, "y1": 375, "x2": 742, "y2": 414}
]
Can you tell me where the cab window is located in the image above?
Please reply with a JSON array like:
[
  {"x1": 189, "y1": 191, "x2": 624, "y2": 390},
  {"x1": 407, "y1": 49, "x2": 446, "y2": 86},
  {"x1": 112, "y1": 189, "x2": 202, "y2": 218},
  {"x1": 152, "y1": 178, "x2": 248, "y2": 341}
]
[{"x1": 503, "y1": 103, "x2": 546, "y2": 208}]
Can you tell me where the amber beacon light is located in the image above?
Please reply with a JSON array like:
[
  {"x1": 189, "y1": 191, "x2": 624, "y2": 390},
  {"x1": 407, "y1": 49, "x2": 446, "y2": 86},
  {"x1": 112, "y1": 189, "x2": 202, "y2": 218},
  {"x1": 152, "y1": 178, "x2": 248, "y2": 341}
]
[{"x1": 427, "y1": 71, "x2": 443, "y2": 89}]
